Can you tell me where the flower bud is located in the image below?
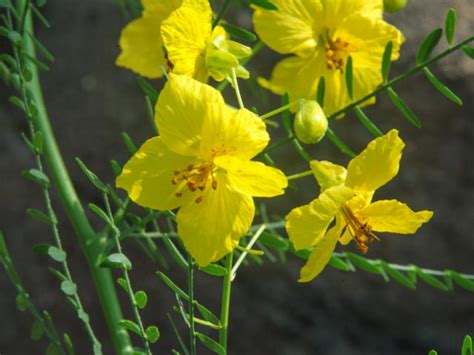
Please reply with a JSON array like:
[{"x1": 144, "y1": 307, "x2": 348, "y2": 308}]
[
  {"x1": 310, "y1": 160, "x2": 347, "y2": 191},
  {"x1": 293, "y1": 100, "x2": 328, "y2": 144},
  {"x1": 383, "y1": 0, "x2": 407, "y2": 13}
]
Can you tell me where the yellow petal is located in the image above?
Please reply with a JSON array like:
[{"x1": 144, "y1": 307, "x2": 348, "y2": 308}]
[
  {"x1": 116, "y1": 10, "x2": 171, "y2": 78},
  {"x1": 200, "y1": 105, "x2": 270, "y2": 161},
  {"x1": 345, "y1": 129, "x2": 405, "y2": 193},
  {"x1": 161, "y1": 0, "x2": 212, "y2": 82},
  {"x1": 116, "y1": 137, "x2": 200, "y2": 210},
  {"x1": 258, "y1": 53, "x2": 326, "y2": 111},
  {"x1": 298, "y1": 217, "x2": 345, "y2": 282},
  {"x1": 285, "y1": 185, "x2": 354, "y2": 250},
  {"x1": 142, "y1": 0, "x2": 181, "y2": 15},
  {"x1": 176, "y1": 172, "x2": 255, "y2": 266},
  {"x1": 310, "y1": 160, "x2": 347, "y2": 191},
  {"x1": 155, "y1": 74, "x2": 224, "y2": 157},
  {"x1": 253, "y1": 0, "x2": 321, "y2": 56},
  {"x1": 358, "y1": 200, "x2": 433, "y2": 234},
  {"x1": 214, "y1": 155, "x2": 287, "y2": 197},
  {"x1": 319, "y1": 0, "x2": 383, "y2": 27}
]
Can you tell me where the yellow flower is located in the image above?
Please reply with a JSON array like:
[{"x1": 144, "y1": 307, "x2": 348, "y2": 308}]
[
  {"x1": 117, "y1": 0, "x2": 251, "y2": 82},
  {"x1": 285, "y1": 130, "x2": 433, "y2": 282},
  {"x1": 116, "y1": 0, "x2": 182, "y2": 78},
  {"x1": 116, "y1": 74, "x2": 288, "y2": 266},
  {"x1": 253, "y1": 0, "x2": 405, "y2": 115}
]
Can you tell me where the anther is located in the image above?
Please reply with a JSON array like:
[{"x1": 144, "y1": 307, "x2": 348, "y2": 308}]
[
  {"x1": 171, "y1": 177, "x2": 178, "y2": 185},
  {"x1": 212, "y1": 180, "x2": 218, "y2": 190},
  {"x1": 195, "y1": 196, "x2": 203, "y2": 204},
  {"x1": 175, "y1": 192, "x2": 183, "y2": 198},
  {"x1": 187, "y1": 164, "x2": 194, "y2": 171},
  {"x1": 174, "y1": 168, "x2": 181, "y2": 175}
]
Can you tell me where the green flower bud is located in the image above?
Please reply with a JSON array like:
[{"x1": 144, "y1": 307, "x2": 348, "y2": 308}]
[
  {"x1": 205, "y1": 28, "x2": 252, "y2": 83},
  {"x1": 293, "y1": 100, "x2": 328, "y2": 144},
  {"x1": 383, "y1": 0, "x2": 407, "y2": 13}
]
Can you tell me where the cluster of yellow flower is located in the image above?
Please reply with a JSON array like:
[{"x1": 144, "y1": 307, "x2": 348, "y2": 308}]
[{"x1": 115, "y1": 0, "x2": 432, "y2": 281}]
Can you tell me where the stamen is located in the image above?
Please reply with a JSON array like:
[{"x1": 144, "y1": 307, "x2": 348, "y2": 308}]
[
  {"x1": 175, "y1": 192, "x2": 183, "y2": 198},
  {"x1": 341, "y1": 205, "x2": 379, "y2": 254},
  {"x1": 174, "y1": 168, "x2": 181, "y2": 175},
  {"x1": 171, "y1": 177, "x2": 178, "y2": 185},
  {"x1": 187, "y1": 164, "x2": 194, "y2": 171},
  {"x1": 195, "y1": 196, "x2": 203, "y2": 204}
]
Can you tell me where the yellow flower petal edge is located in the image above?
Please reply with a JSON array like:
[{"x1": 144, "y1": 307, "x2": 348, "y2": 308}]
[
  {"x1": 253, "y1": 0, "x2": 404, "y2": 115},
  {"x1": 345, "y1": 129, "x2": 404, "y2": 194},
  {"x1": 117, "y1": 74, "x2": 288, "y2": 266},
  {"x1": 285, "y1": 130, "x2": 433, "y2": 282},
  {"x1": 286, "y1": 185, "x2": 354, "y2": 250},
  {"x1": 116, "y1": 0, "x2": 181, "y2": 78}
]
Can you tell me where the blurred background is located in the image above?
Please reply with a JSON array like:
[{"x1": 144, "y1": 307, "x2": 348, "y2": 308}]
[{"x1": 1, "y1": 0, "x2": 473, "y2": 354}]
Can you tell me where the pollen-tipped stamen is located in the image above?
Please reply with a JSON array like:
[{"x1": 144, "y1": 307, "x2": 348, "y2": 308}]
[{"x1": 341, "y1": 206, "x2": 379, "y2": 254}]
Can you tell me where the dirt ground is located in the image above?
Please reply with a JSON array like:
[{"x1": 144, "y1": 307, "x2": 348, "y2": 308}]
[{"x1": 1, "y1": 0, "x2": 473, "y2": 354}]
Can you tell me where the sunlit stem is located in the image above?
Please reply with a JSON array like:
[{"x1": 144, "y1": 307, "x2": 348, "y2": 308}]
[
  {"x1": 259, "y1": 100, "x2": 301, "y2": 121},
  {"x1": 231, "y1": 68, "x2": 244, "y2": 109},
  {"x1": 219, "y1": 253, "x2": 233, "y2": 351},
  {"x1": 231, "y1": 224, "x2": 266, "y2": 281},
  {"x1": 286, "y1": 170, "x2": 313, "y2": 181}
]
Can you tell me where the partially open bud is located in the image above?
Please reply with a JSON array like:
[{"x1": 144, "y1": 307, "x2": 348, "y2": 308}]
[
  {"x1": 310, "y1": 160, "x2": 347, "y2": 191},
  {"x1": 206, "y1": 26, "x2": 251, "y2": 83},
  {"x1": 293, "y1": 100, "x2": 328, "y2": 144},
  {"x1": 383, "y1": 0, "x2": 407, "y2": 13}
]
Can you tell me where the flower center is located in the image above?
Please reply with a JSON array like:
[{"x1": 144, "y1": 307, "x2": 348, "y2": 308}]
[
  {"x1": 171, "y1": 162, "x2": 217, "y2": 203},
  {"x1": 324, "y1": 35, "x2": 353, "y2": 72},
  {"x1": 341, "y1": 205, "x2": 379, "y2": 254}
]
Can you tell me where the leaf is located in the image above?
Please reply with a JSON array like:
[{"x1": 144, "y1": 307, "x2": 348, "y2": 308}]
[
  {"x1": 110, "y1": 160, "x2": 122, "y2": 176},
  {"x1": 16, "y1": 293, "x2": 28, "y2": 312},
  {"x1": 9, "y1": 96, "x2": 26, "y2": 111},
  {"x1": 416, "y1": 28, "x2": 443, "y2": 65},
  {"x1": 8, "y1": 30, "x2": 22, "y2": 46},
  {"x1": 462, "y1": 335, "x2": 473, "y2": 355},
  {"x1": 48, "y1": 246, "x2": 66, "y2": 263},
  {"x1": 414, "y1": 267, "x2": 449, "y2": 291},
  {"x1": 428, "y1": 350, "x2": 438, "y2": 355},
  {"x1": 249, "y1": 0, "x2": 278, "y2": 10},
  {"x1": 100, "y1": 253, "x2": 132, "y2": 270},
  {"x1": 381, "y1": 41, "x2": 393, "y2": 82},
  {"x1": 60, "y1": 280, "x2": 77, "y2": 296},
  {"x1": 444, "y1": 8, "x2": 456, "y2": 46},
  {"x1": 259, "y1": 232, "x2": 290, "y2": 251},
  {"x1": 117, "y1": 278, "x2": 131, "y2": 294},
  {"x1": 281, "y1": 93, "x2": 291, "y2": 131},
  {"x1": 195, "y1": 332, "x2": 225, "y2": 355},
  {"x1": 0, "y1": 0, "x2": 12, "y2": 8},
  {"x1": 450, "y1": 271, "x2": 474, "y2": 292},
  {"x1": 326, "y1": 128, "x2": 356, "y2": 158},
  {"x1": 329, "y1": 256, "x2": 353, "y2": 272},
  {"x1": 156, "y1": 271, "x2": 189, "y2": 300},
  {"x1": 21, "y1": 168, "x2": 50, "y2": 188},
  {"x1": 316, "y1": 76, "x2": 325, "y2": 108},
  {"x1": 134, "y1": 290, "x2": 148, "y2": 309},
  {"x1": 32, "y1": 243, "x2": 53, "y2": 254},
  {"x1": 423, "y1": 67, "x2": 462, "y2": 105},
  {"x1": 345, "y1": 56, "x2": 353, "y2": 99},
  {"x1": 49, "y1": 268, "x2": 67, "y2": 282},
  {"x1": 26, "y1": 208, "x2": 56, "y2": 225},
  {"x1": 222, "y1": 23, "x2": 257, "y2": 41},
  {"x1": 354, "y1": 106, "x2": 383, "y2": 137},
  {"x1": 76, "y1": 158, "x2": 108, "y2": 193},
  {"x1": 27, "y1": 32, "x2": 55, "y2": 62},
  {"x1": 380, "y1": 261, "x2": 416, "y2": 289},
  {"x1": 33, "y1": 131, "x2": 43, "y2": 154},
  {"x1": 121, "y1": 132, "x2": 138, "y2": 153},
  {"x1": 462, "y1": 46, "x2": 474, "y2": 59},
  {"x1": 36, "y1": 0, "x2": 47, "y2": 7},
  {"x1": 346, "y1": 253, "x2": 382, "y2": 275},
  {"x1": 145, "y1": 325, "x2": 160, "y2": 343},
  {"x1": 46, "y1": 343, "x2": 61, "y2": 355},
  {"x1": 30, "y1": 3, "x2": 51, "y2": 28},
  {"x1": 119, "y1": 319, "x2": 141, "y2": 336},
  {"x1": 63, "y1": 333, "x2": 75, "y2": 355},
  {"x1": 387, "y1": 87, "x2": 422, "y2": 128},
  {"x1": 31, "y1": 320, "x2": 44, "y2": 341},
  {"x1": 199, "y1": 263, "x2": 228, "y2": 277},
  {"x1": 136, "y1": 77, "x2": 158, "y2": 103},
  {"x1": 88, "y1": 203, "x2": 112, "y2": 225},
  {"x1": 195, "y1": 303, "x2": 221, "y2": 327}
]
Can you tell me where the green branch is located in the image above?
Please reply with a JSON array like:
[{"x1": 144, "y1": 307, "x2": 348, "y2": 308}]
[{"x1": 12, "y1": 1, "x2": 132, "y2": 353}]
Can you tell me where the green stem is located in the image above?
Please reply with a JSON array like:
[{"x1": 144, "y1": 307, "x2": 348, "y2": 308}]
[
  {"x1": 212, "y1": 0, "x2": 231, "y2": 27},
  {"x1": 286, "y1": 170, "x2": 313, "y2": 181},
  {"x1": 104, "y1": 194, "x2": 151, "y2": 355},
  {"x1": 231, "y1": 224, "x2": 266, "y2": 281},
  {"x1": 259, "y1": 100, "x2": 300, "y2": 121},
  {"x1": 187, "y1": 254, "x2": 196, "y2": 355},
  {"x1": 232, "y1": 68, "x2": 244, "y2": 109},
  {"x1": 328, "y1": 36, "x2": 474, "y2": 120},
  {"x1": 219, "y1": 253, "x2": 234, "y2": 352},
  {"x1": 17, "y1": 2, "x2": 131, "y2": 352}
]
